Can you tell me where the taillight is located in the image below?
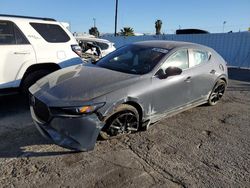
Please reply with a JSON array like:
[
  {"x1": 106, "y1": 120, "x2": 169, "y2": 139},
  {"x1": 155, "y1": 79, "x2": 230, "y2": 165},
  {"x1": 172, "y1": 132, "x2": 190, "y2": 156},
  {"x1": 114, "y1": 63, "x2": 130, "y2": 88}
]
[{"x1": 71, "y1": 45, "x2": 82, "y2": 57}]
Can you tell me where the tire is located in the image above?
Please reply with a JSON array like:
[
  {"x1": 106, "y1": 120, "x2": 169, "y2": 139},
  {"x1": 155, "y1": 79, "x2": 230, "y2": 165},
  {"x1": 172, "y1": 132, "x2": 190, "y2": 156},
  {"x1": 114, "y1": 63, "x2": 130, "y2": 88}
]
[
  {"x1": 21, "y1": 70, "x2": 51, "y2": 96},
  {"x1": 100, "y1": 104, "x2": 140, "y2": 140},
  {"x1": 207, "y1": 79, "x2": 226, "y2": 106}
]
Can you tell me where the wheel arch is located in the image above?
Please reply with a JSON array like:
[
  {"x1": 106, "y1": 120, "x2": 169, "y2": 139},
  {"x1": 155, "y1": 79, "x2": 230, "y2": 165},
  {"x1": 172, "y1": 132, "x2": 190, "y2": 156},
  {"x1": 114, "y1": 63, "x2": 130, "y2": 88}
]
[
  {"x1": 123, "y1": 101, "x2": 143, "y2": 122},
  {"x1": 216, "y1": 74, "x2": 228, "y2": 85},
  {"x1": 20, "y1": 63, "x2": 60, "y2": 86},
  {"x1": 103, "y1": 97, "x2": 144, "y2": 123}
]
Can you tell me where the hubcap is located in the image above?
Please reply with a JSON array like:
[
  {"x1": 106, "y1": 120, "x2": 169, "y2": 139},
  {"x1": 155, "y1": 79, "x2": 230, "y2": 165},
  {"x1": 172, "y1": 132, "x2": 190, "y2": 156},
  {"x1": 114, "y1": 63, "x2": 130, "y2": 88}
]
[
  {"x1": 108, "y1": 112, "x2": 139, "y2": 137},
  {"x1": 210, "y1": 83, "x2": 225, "y2": 104}
]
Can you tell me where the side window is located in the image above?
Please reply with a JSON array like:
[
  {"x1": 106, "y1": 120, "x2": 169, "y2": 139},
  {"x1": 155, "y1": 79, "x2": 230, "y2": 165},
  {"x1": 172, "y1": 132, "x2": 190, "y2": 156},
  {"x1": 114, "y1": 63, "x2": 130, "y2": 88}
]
[
  {"x1": 0, "y1": 20, "x2": 15, "y2": 44},
  {"x1": 13, "y1": 24, "x2": 29, "y2": 44},
  {"x1": 30, "y1": 23, "x2": 70, "y2": 43},
  {"x1": 0, "y1": 20, "x2": 29, "y2": 45},
  {"x1": 189, "y1": 49, "x2": 209, "y2": 68},
  {"x1": 160, "y1": 49, "x2": 189, "y2": 71},
  {"x1": 96, "y1": 42, "x2": 109, "y2": 50}
]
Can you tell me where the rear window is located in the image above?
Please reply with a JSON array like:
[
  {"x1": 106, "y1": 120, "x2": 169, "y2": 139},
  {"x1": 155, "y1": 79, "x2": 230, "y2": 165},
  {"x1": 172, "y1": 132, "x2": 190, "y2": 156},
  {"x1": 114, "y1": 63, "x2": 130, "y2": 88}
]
[{"x1": 30, "y1": 23, "x2": 70, "y2": 43}]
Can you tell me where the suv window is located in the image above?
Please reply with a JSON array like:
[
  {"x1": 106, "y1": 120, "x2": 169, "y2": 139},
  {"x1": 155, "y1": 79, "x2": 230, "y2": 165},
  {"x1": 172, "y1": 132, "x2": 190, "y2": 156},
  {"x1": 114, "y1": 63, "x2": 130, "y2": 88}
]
[
  {"x1": 160, "y1": 49, "x2": 189, "y2": 71},
  {"x1": 0, "y1": 20, "x2": 29, "y2": 45},
  {"x1": 0, "y1": 20, "x2": 15, "y2": 44},
  {"x1": 30, "y1": 23, "x2": 70, "y2": 43},
  {"x1": 95, "y1": 42, "x2": 109, "y2": 50},
  {"x1": 14, "y1": 24, "x2": 30, "y2": 44},
  {"x1": 189, "y1": 49, "x2": 209, "y2": 67}
]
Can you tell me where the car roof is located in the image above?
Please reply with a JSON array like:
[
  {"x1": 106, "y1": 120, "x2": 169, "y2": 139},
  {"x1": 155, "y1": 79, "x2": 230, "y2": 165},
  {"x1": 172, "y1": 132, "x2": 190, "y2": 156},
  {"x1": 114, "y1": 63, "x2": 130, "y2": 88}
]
[
  {"x1": 133, "y1": 40, "x2": 210, "y2": 51},
  {"x1": 0, "y1": 14, "x2": 56, "y2": 22}
]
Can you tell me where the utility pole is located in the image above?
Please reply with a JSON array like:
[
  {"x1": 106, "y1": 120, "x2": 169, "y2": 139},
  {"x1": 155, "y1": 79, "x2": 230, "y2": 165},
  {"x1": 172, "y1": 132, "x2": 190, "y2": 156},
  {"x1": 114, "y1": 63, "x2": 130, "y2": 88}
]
[
  {"x1": 114, "y1": 0, "x2": 118, "y2": 36},
  {"x1": 93, "y1": 18, "x2": 96, "y2": 28}
]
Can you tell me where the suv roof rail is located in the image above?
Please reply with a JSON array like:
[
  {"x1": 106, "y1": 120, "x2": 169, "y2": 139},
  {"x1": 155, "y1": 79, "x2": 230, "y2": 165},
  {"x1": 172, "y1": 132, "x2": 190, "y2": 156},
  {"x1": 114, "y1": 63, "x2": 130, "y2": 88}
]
[{"x1": 0, "y1": 14, "x2": 56, "y2": 21}]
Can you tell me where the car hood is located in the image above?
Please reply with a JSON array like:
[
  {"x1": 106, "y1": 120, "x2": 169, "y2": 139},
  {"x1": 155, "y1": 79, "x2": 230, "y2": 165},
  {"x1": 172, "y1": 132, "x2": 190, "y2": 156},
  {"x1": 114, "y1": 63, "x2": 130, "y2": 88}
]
[{"x1": 30, "y1": 64, "x2": 140, "y2": 106}]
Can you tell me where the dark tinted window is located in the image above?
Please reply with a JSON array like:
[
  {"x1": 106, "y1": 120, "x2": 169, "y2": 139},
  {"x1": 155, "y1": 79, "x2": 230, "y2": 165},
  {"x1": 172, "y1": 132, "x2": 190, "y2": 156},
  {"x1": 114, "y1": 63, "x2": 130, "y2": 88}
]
[
  {"x1": 30, "y1": 23, "x2": 70, "y2": 43},
  {"x1": 0, "y1": 21, "x2": 15, "y2": 44},
  {"x1": 14, "y1": 24, "x2": 29, "y2": 44},
  {"x1": 0, "y1": 20, "x2": 29, "y2": 45},
  {"x1": 97, "y1": 44, "x2": 168, "y2": 74},
  {"x1": 95, "y1": 42, "x2": 109, "y2": 50}
]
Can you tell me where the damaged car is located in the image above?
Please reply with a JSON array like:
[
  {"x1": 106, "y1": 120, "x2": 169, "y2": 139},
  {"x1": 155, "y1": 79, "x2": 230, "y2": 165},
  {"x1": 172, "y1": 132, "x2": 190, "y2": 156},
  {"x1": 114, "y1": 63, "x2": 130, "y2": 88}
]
[{"x1": 29, "y1": 40, "x2": 228, "y2": 151}]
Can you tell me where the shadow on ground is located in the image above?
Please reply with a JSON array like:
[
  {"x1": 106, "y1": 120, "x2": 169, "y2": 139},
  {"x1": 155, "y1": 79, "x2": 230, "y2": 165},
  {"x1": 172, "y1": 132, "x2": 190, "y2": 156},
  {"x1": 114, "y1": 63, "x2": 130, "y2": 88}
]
[{"x1": 0, "y1": 94, "x2": 77, "y2": 158}]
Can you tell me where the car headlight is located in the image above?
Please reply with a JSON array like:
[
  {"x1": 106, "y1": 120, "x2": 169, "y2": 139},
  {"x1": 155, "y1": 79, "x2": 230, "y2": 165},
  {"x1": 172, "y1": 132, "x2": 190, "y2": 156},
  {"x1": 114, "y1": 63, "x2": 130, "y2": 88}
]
[{"x1": 62, "y1": 103, "x2": 105, "y2": 115}]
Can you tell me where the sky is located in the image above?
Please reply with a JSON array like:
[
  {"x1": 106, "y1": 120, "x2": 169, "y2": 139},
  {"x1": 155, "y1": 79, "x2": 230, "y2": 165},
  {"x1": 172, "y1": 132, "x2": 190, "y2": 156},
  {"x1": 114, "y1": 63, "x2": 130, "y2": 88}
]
[{"x1": 0, "y1": 0, "x2": 249, "y2": 34}]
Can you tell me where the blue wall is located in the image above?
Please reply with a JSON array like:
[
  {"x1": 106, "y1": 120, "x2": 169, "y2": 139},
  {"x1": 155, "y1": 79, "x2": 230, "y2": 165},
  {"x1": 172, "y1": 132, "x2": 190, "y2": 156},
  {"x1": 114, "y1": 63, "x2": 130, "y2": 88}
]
[{"x1": 103, "y1": 32, "x2": 250, "y2": 68}]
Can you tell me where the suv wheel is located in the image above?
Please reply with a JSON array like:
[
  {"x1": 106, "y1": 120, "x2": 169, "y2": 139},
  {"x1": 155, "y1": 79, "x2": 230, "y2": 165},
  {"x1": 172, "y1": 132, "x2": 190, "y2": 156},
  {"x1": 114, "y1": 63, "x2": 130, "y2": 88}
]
[{"x1": 21, "y1": 70, "x2": 51, "y2": 96}]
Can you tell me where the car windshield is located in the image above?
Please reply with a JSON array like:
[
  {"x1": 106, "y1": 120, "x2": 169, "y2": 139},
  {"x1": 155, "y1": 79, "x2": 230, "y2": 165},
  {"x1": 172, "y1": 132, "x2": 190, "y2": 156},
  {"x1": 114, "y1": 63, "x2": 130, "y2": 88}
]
[{"x1": 96, "y1": 44, "x2": 168, "y2": 74}]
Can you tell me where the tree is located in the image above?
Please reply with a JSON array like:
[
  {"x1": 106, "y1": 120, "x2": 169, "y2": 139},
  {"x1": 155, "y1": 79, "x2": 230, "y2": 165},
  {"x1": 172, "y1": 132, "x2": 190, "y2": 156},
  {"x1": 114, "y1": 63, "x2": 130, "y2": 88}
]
[
  {"x1": 155, "y1": 19, "x2": 163, "y2": 35},
  {"x1": 89, "y1": 27, "x2": 100, "y2": 37},
  {"x1": 248, "y1": 27, "x2": 250, "y2": 31},
  {"x1": 120, "y1": 27, "x2": 135, "y2": 36}
]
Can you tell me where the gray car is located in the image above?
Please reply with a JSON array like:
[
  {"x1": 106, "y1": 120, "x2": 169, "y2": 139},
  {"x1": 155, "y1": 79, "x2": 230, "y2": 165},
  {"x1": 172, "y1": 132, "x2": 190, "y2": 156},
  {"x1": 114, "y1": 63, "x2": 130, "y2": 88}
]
[{"x1": 29, "y1": 40, "x2": 228, "y2": 151}]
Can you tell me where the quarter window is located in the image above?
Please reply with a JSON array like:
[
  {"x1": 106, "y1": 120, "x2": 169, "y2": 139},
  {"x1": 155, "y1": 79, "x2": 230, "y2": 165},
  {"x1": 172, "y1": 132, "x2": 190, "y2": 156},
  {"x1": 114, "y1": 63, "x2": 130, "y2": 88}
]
[
  {"x1": 160, "y1": 49, "x2": 189, "y2": 71},
  {"x1": 30, "y1": 23, "x2": 70, "y2": 43},
  {"x1": 189, "y1": 49, "x2": 209, "y2": 67}
]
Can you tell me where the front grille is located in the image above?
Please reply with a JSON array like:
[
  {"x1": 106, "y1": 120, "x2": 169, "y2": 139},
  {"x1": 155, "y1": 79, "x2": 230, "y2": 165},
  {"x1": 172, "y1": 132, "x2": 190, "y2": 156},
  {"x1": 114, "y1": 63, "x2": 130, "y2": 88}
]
[{"x1": 32, "y1": 97, "x2": 50, "y2": 122}]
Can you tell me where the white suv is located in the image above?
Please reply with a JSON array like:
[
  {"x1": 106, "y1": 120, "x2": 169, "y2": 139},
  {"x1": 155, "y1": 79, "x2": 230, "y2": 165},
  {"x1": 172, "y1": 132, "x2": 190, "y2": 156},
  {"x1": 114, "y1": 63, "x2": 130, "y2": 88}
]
[{"x1": 0, "y1": 14, "x2": 82, "y2": 95}]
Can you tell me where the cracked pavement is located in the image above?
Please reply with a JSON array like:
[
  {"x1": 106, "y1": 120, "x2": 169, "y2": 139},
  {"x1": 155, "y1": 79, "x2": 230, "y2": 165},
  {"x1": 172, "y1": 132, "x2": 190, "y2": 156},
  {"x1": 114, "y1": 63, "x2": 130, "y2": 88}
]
[{"x1": 0, "y1": 68, "x2": 249, "y2": 187}]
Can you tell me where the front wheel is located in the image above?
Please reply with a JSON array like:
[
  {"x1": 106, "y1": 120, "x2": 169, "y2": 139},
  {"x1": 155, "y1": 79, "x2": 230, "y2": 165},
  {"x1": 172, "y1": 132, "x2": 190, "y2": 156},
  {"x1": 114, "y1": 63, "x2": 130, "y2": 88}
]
[
  {"x1": 21, "y1": 70, "x2": 51, "y2": 96},
  {"x1": 207, "y1": 79, "x2": 226, "y2": 106},
  {"x1": 100, "y1": 104, "x2": 140, "y2": 140}
]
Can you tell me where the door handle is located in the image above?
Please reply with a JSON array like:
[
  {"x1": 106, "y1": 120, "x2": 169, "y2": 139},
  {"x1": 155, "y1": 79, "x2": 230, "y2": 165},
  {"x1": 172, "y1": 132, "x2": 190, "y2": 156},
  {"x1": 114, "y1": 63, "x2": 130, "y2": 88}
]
[
  {"x1": 184, "y1": 76, "x2": 191, "y2": 82},
  {"x1": 210, "y1": 69, "x2": 216, "y2": 74},
  {"x1": 14, "y1": 51, "x2": 30, "y2": 55}
]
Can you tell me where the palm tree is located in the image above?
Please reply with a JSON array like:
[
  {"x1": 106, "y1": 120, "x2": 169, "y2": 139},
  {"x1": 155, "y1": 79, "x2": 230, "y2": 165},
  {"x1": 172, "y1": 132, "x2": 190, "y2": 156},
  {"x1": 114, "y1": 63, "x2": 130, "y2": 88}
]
[
  {"x1": 155, "y1": 20, "x2": 162, "y2": 35},
  {"x1": 120, "y1": 27, "x2": 135, "y2": 36},
  {"x1": 89, "y1": 27, "x2": 100, "y2": 37}
]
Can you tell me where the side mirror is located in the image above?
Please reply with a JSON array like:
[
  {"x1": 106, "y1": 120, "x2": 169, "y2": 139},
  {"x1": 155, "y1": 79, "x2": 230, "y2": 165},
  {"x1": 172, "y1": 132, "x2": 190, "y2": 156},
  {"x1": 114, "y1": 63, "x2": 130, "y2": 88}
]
[
  {"x1": 165, "y1": 66, "x2": 182, "y2": 77},
  {"x1": 156, "y1": 66, "x2": 182, "y2": 79}
]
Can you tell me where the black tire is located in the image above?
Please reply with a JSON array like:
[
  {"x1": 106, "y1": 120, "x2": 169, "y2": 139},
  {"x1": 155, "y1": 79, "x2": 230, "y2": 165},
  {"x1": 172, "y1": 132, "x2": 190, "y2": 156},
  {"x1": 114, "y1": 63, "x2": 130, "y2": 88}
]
[
  {"x1": 207, "y1": 79, "x2": 226, "y2": 106},
  {"x1": 100, "y1": 104, "x2": 140, "y2": 140},
  {"x1": 21, "y1": 70, "x2": 51, "y2": 96}
]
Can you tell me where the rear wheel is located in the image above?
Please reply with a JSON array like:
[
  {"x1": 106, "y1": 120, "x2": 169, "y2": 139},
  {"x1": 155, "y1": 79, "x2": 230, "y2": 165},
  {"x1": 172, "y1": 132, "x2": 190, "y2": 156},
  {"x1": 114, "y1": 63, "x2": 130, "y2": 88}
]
[
  {"x1": 100, "y1": 104, "x2": 140, "y2": 140},
  {"x1": 21, "y1": 70, "x2": 51, "y2": 96},
  {"x1": 207, "y1": 79, "x2": 226, "y2": 106}
]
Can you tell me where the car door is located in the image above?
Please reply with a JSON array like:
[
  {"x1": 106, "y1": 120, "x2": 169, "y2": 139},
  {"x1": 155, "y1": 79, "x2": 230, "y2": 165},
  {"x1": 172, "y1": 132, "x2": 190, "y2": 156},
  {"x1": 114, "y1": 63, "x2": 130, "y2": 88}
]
[
  {"x1": 186, "y1": 49, "x2": 216, "y2": 102},
  {"x1": 151, "y1": 49, "x2": 192, "y2": 117},
  {"x1": 0, "y1": 20, "x2": 35, "y2": 88}
]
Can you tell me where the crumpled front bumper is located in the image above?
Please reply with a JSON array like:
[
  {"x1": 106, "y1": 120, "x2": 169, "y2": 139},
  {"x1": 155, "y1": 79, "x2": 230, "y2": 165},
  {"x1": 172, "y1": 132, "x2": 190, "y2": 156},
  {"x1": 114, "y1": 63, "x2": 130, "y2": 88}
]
[{"x1": 30, "y1": 106, "x2": 105, "y2": 151}]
